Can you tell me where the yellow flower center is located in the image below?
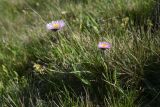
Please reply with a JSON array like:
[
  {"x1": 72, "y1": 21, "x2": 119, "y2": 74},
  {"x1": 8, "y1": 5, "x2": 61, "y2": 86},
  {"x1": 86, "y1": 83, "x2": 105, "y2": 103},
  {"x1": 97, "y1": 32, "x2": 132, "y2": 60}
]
[
  {"x1": 101, "y1": 44, "x2": 108, "y2": 48},
  {"x1": 53, "y1": 23, "x2": 60, "y2": 29}
]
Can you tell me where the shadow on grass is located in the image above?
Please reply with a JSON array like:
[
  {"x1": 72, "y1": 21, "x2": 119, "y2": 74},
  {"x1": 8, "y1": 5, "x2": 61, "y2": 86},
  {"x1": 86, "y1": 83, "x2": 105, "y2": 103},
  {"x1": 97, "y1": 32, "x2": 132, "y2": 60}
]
[
  {"x1": 137, "y1": 55, "x2": 160, "y2": 107},
  {"x1": 20, "y1": 61, "x2": 118, "y2": 106}
]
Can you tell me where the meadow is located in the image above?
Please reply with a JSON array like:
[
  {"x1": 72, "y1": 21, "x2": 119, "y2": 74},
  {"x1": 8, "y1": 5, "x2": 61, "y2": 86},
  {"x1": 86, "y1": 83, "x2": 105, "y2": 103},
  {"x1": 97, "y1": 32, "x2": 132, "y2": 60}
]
[{"x1": 0, "y1": 0, "x2": 160, "y2": 106}]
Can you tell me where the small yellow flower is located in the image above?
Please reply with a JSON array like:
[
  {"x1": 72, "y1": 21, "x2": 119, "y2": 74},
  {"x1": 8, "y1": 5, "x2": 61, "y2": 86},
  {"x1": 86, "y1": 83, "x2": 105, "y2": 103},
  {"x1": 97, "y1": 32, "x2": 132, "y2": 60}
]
[
  {"x1": 121, "y1": 23, "x2": 125, "y2": 28},
  {"x1": 61, "y1": 11, "x2": 68, "y2": 15},
  {"x1": 122, "y1": 17, "x2": 129, "y2": 24},
  {"x1": 147, "y1": 19, "x2": 153, "y2": 27},
  {"x1": 33, "y1": 63, "x2": 46, "y2": 74},
  {"x1": 121, "y1": 17, "x2": 129, "y2": 28}
]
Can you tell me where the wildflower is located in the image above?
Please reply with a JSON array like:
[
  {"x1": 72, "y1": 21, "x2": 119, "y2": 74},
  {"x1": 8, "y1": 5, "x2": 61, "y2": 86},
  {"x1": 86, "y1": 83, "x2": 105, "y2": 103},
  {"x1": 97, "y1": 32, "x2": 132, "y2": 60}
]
[
  {"x1": 147, "y1": 19, "x2": 153, "y2": 27},
  {"x1": 33, "y1": 63, "x2": 46, "y2": 74},
  {"x1": 46, "y1": 20, "x2": 65, "y2": 31},
  {"x1": 121, "y1": 17, "x2": 129, "y2": 28},
  {"x1": 61, "y1": 11, "x2": 68, "y2": 15},
  {"x1": 98, "y1": 42, "x2": 111, "y2": 50}
]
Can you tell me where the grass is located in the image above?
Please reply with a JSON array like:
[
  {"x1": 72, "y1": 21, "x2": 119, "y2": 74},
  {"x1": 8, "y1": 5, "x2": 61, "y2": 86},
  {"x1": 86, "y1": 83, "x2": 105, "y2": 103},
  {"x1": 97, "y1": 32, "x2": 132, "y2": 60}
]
[{"x1": 0, "y1": 0, "x2": 160, "y2": 106}]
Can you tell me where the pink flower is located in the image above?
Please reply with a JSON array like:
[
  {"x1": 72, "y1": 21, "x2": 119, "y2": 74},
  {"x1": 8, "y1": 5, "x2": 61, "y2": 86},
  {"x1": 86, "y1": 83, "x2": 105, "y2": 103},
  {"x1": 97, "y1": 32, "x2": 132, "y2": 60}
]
[
  {"x1": 98, "y1": 42, "x2": 111, "y2": 50},
  {"x1": 46, "y1": 20, "x2": 65, "y2": 31}
]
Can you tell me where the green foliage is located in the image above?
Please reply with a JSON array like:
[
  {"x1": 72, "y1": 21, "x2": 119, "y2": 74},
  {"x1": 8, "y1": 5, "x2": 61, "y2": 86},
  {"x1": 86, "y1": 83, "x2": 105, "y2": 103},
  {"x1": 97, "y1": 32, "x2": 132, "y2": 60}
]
[{"x1": 0, "y1": 0, "x2": 159, "y2": 106}]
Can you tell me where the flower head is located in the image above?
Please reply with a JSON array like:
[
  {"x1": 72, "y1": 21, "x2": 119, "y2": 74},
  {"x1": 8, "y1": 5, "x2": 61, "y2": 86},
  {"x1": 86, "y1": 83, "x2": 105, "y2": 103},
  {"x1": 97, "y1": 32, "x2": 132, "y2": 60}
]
[
  {"x1": 46, "y1": 20, "x2": 65, "y2": 31},
  {"x1": 33, "y1": 63, "x2": 46, "y2": 74},
  {"x1": 98, "y1": 42, "x2": 111, "y2": 50}
]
